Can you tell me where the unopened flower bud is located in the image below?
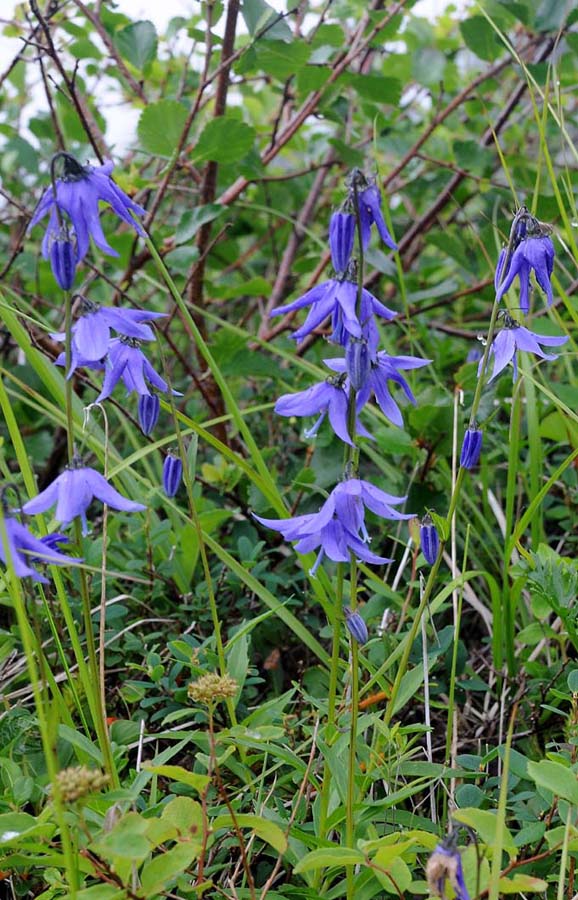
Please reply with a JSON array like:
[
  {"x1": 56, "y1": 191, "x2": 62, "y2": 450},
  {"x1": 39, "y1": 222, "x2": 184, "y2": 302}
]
[
  {"x1": 329, "y1": 211, "x2": 355, "y2": 273},
  {"x1": 420, "y1": 517, "x2": 439, "y2": 565},
  {"x1": 162, "y1": 453, "x2": 182, "y2": 497},
  {"x1": 460, "y1": 427, "x2": 483, "y2": 470},
  {"x1": 49, "y1": 225, "x2": 77, "y2": 291},
  {"x1": 344, "y1": 607, "x2": 368, "y2": 645},
  {"x1": 346, "y1": 337, "x2": 371, "y2": 392},
  {"x1": 138, "y1": 393, "x2": 160, "y2": 436}
]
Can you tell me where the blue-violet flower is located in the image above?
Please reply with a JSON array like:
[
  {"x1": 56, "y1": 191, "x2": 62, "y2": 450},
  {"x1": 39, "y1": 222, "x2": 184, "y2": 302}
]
[
  {"x1": 420, "y1": 516, "x2": 439, "y2": 565},
  {"x1": 163, "y1": 454, "x2": 183, "y2": 498},
  {"x1": 96, "y1": 337, "x2": 179, "y2": 402},
  {"x1": 426, "y1": 839, "x2": 471, "y2": 900},
  {"x1": 329, "y1": 211, "x2": 356, "y2": 273},
  {"x1": 30, "y1": 154, "x2": 145, "y2": 262},
  {"x1": 274, "y1": 375, "x2": 372, "y2": 446},
  {"x1": 496, "y1": 235, "x2": 555, "y2": 314},
  {"x1": 357, "y1": 182, "x2": 398, "y2": 252},
  {"x1": 460, "y1": 427, "x2": 483, "y2": 470},
  {"x1": 0, "y1": 517, "x2": 80, "y2": 582},
  {"x1": 49, "y1": 223, "x2": 77, "y2": 291},
  {"x1": 22, "y1": 458, "x2": 145, "y2": 535},
  {"x1": 480, "y1": 318, "x2": 567, "y2": 382},
  {"x1": 138, "y1": 394, "x2": 161, "y2": 436}
]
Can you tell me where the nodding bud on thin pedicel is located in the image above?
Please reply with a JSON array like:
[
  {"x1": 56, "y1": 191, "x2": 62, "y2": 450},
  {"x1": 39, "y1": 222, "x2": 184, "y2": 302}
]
[
  {"x1": 162, "y1": 453, "x2": 183, "y2": 498},
  {"x1": 344, "y1": 607, "x2": 369, "y2": 645},
  {"x1": 49, "y1": 224, "x2": 77, "y2": 291},
  {"x1": 420, "y1": 516, "x2": 439, "y2": 565},
  {"x1": 460, "y1": 427, "x2": 483, "y2": 470},
  {"x1": 346, "y1": 336, "x2": 371, "y2": 392},
  {"x1": 138, "y1": 394, "x2": 160, "y2": 436},
  {"x1": 329, "y1": 211, "x2": 356, "y2": 273}
]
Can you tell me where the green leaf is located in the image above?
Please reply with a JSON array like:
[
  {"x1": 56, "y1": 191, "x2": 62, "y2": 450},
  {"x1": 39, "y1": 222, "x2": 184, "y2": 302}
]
[
  {"x1": 114, "y1": 20, "x2": 158, "y2": 71},
  {"x1": 411, "y1": 47, "x2": 446, "y2": 86},
  {"x1": 569, "y1": 670, "x2": 578, "y2": 692},
  {"x1": 460, "y1": 16, "x2": 502, "y2": 61},
  {"x1": 345, "y1": 74, "x2": 402, "y2": 106},
  {"x1": 141, "y1": 764, "x2": 210, "y2": 794},
  {"x1": 527, "y1": 759, "x2": 578, "y2": 805},
  {"x1": 140, "y1": 842, "x2": 201, "y2": 894},
  {"x1": 193, "y1": 117, "x2": 256, "y2": 165},
  {"x1": 499, "y1": 874, "x2": 548, "y2": 892},
  {"x1": 160, "y1": 797, "x2": 203, "y2": 838},
  {"x1": 91, "y1": 812, "x2": 150, "y2": 862},
  {"x1": 241, "y1": 0, "x2": 292, "y2": 40},
  {"x1": 254, "y1": 40, "x2": 310, "y2": 80},
  {"x1": 138, "y1": 100, "x2": 188, "y2": 158},
  {"x1": 0, "y1": 812, "x2": 54, "y2": 846},
  {"x1": 212, "y1": 813, "x2": 287, "y2": 854},
  {"x1": 293, "y1": 847, "x2": 365, "y2": 873},
  {"x1": 451, "y1": 808, "x2": 517, "y2": 858},
  {"x1": 175, "y1": 205, "x2": 224, "y2": 244}
]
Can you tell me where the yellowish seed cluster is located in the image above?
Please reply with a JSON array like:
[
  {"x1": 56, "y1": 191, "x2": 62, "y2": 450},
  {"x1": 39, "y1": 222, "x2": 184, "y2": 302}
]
[
  {"x1": 188, "y1": 672, "x2": 239, "y2": 705},
  {"x1": 55, "y1": 765, "x2": 110, "y2": 803}
]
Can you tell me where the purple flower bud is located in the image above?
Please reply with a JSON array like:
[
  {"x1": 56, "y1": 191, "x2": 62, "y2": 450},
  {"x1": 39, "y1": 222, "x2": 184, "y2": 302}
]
[
  {"x1": 346, "y1": 337, "x2": 371, "y2": 392},
  {"x1": 163, "y1": 454, "x2": 183, "y2": 498},
  {"x1": 344, "y1": 607, "x2": 369, "y2": 645},
  {"x1": 138, "y1": 394, "x2": 160, "y2": 436},
  {"x1": 460, "y1": 427, "x2": 483, "y2": 469},
  {"x1": 420, "y1": 519, "x2": 439, "y2": 565},
  {"x1": 49, "y1": 227, "x2": 77, "y2": 291},
  {"x1": 329, "y1": 211, "x2": 355, "y2": 272}
]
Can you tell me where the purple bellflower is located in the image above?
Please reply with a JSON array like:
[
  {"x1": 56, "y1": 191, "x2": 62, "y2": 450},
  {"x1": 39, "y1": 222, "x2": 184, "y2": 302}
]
[
  {"x1": 274, "y1": 375, "x2": 372, "y2": 446},
  {"x1": 460, "y1": 427, "x2": 483, "y2": 470},
  {"x1": 420, "y1": 516, "x2": 439, "y2": 565},
  {"x1": 357, "y1": 182, "x2": 398, "y2": 252},
  {"x1": 254, "y1": 478, "x2": 412, "y2": 575},
  {"x1": 96, "y1": 337, "x2": 179, "y2": 402},
  {"x1": 54, "y1": 349, "x2": 105, "y2": 378},
  {"x1": 270, "y1": 276, "x2": 395, "y2": 347},
  {"x1": 0, "y1": 516, "x2": 80, "y2": 583},
  {"x1": 163, "y1": 454, "x2": 183, "y2": 498},
  {"x1": 480, "y1": 317, "x2": 567, "y2": 382},
  {"x1": 22, "y1": 458, "x2": 145, "y2": 535},
  {"x1": 52, "y1": 297, "x2": 165, "y2": 372},
  {"x1": 345, "y1": 337, "x2": 371, "y2": 392},
  {"x1": 29, "y1": 154, "x2": 146, "y2": 262},
  {"x1": 138, "y1": 394, "x2": 161, "y2": 436},
  {"x1": 325, "y1": 351, "x2": 431, "y2": 428},
  {"x1": 49, "y1": 223, "x2": 77, "y2": 291},
  {"x1": 344, "y1": 607, "x2": 369, "y2": 645},
  {"x1": 496, "y1": 235, "x2": 555, "y2": 314},
  {"x1": 426, "y1": 838, "x2": 471, "y2": 900},
  {"x1": 329, "y1": 211, "x2": 356, "y2": 272}
]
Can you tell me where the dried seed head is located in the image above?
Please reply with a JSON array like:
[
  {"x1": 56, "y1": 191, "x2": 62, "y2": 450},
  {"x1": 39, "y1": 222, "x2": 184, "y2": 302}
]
[{"x1": 188, "y1": 672, "x2": 239, "y2": 705}]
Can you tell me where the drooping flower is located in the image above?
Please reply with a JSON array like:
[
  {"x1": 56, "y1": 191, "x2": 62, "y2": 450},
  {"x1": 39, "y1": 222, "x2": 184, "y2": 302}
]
[
  {"x1": 420, "y1": 516, "x2": 439, "y2": 565},
  {"x1": 329, "y1": 211, "x2": 356, "y2": 272},
  {"x1": 48, "y1": 222, "x2": 77, "y2": 291},
  {"x1": 426, "y1": 837, "x2": 471, "y2": 900},
  {"x1": 496, "y1": 235, "x2": 555, "y2": 313},
  {"x1": 162, "y1": 454, "x2": 183, "y2": 498},
  {"x1": 138, "y1": 394, "x2": 161, "y2": 436},
  {"x1": 344, "y1": 607, "x2": 369, "y2": 645},
  {"x1": 29, "y1": 154, "x2": 146, "y2": 262},
  {"x1": 254, "y1": 478, "x2": 412, "y2": 575},
  {"x1": 274, "y1": 375, "x2": 372, "y2": 446},
  {"x1": 357, "y1": 182, "x2": 398, "y2": 252},
  {"x1": 22, "y1": 458, "x2": 145, "y2": 535},
  {"x1": 54, "y1": 349, "x2": 106, "y2": 379},
  {"x1": 96, "y1": 337, "x2": 178, "y2": 402},
  {"x1": 0, "y1": 517, "x2": 80, "y2": 582},
  {"x1": 345, "y1": 337, "x2": 371, "y2": 392},
  {"x1": 325, "y1": 351, "x2": 431, "y2": 428},
  {"x1": 52, "y1": 297, "x2": 165, "y2": 372},
  {"x1": 480, "y1": 318, "x2": 567, "y2": 382},
  {"x1": 460, "y1": 427, "x2": 483, "y2": 470},
  {"x1": 270, "y1": 276, "x2": 395, "y2": 347}
]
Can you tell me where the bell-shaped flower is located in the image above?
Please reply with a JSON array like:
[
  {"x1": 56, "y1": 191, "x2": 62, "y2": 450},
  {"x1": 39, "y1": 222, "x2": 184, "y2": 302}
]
[
  {"x1": 48, "y1": 222, "x2": 77, "y2": 291},
  {"x1": 460, "y1": 427, "x2": 483, "y2": 469},
  {"x1": 29, "y1": 154, "x2": 145, "y2": 262},
  {"x1": 329, "y1": 211, "x2": 356, "y2": 272},
  {"x1": 0, "y1": 516, "x2": 80, "y2": 583},
  {"x1": 495, "y1": 235, "x2": 555, "y2": 313},
  {"x1": 344, "y1": 608, "x2": 368, "y2": 644},
  {"x1": 325, "y1": 351, "x2": 430, "y2": 428},
  {"x1": 274, "y1": 375, "x2": 372, "y2": 446},
  {"x1": 357, "y1": 183, "x2": 398, "y2": 252},
  {"x1": 480, "y1": 318, "x2": 567, "y2": 382},
  {"x1": 162, "y1": 454, "x2": 183, "y2": 498},
  {"x1": 138, "y1": 394, "x2": 161, "y2": 436},
  {"x1": 96, "y1": 337, "x2": 179, "y2": 402},
  {"x1": 254, "y1": 477, "x2": 412, "y2": 575},
  {"x1": 426, "y1": 838, "x2": 471, "y2": 900},
  {"x1": 270, "y1": 277, "x2": 395, "y2": 347},
  {"x1": 22, "y1": 458, "x2": 145, "y2": 535}
]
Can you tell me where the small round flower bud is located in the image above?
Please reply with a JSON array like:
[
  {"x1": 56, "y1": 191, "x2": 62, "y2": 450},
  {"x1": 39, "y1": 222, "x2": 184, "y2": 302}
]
[
  {"x1": 138, "y1": 393, "x2": 160, "y2": 436},
  {"x1": 49, "y1": 226, "x2": 77, "y2": 291},
  {"x1": 162, "y1": 453, "x2": 182, "y2": 497},
  {"x1": 460, "y1": 427, "x2": 483, "y2": 470},
  {"x1": 344, "y1": 607, "x2": 369, "y2": 645},
  {"x1": 188, "y1": 672, "x2": 239, "y2": 705},
  {"x1": 55, "y1": 765, "x2": 109, "y2": 803},
  {"x1": 420, "y1": 517, "x2": 439, "y2": 565},
  {"x1": 329, "y1": 211, "x2": 356, "y2": 273},
  {"x1": 345, "y1": 336, "x2": 371, "y2": 392}
]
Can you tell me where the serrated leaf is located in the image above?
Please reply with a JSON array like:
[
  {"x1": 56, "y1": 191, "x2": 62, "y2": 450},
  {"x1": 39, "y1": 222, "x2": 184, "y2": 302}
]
[
  {"x1": 193, "y1": 117, "x2": 255, "y2": 165},
  {"x1": 138, "y1": 100, "x2": 188, "y2": 158},
  {"x1": 114, "y1": 20, "x2": 157, "y2": 71},
  {"x1": 527, "y1": 759, "x2": 578, "y2": 804},
  {"x1": 346, "y1": 74, "x2": 401, "y2": 105},
  {"x1": 212, "y1": 813, "x2": 287, "y2": 854}
]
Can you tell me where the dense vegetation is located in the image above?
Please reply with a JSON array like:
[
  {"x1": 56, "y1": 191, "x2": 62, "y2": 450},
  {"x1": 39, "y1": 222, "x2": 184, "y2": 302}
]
[{"x1": 0, "y1": 1, "x2": 577, "y2": 898}]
